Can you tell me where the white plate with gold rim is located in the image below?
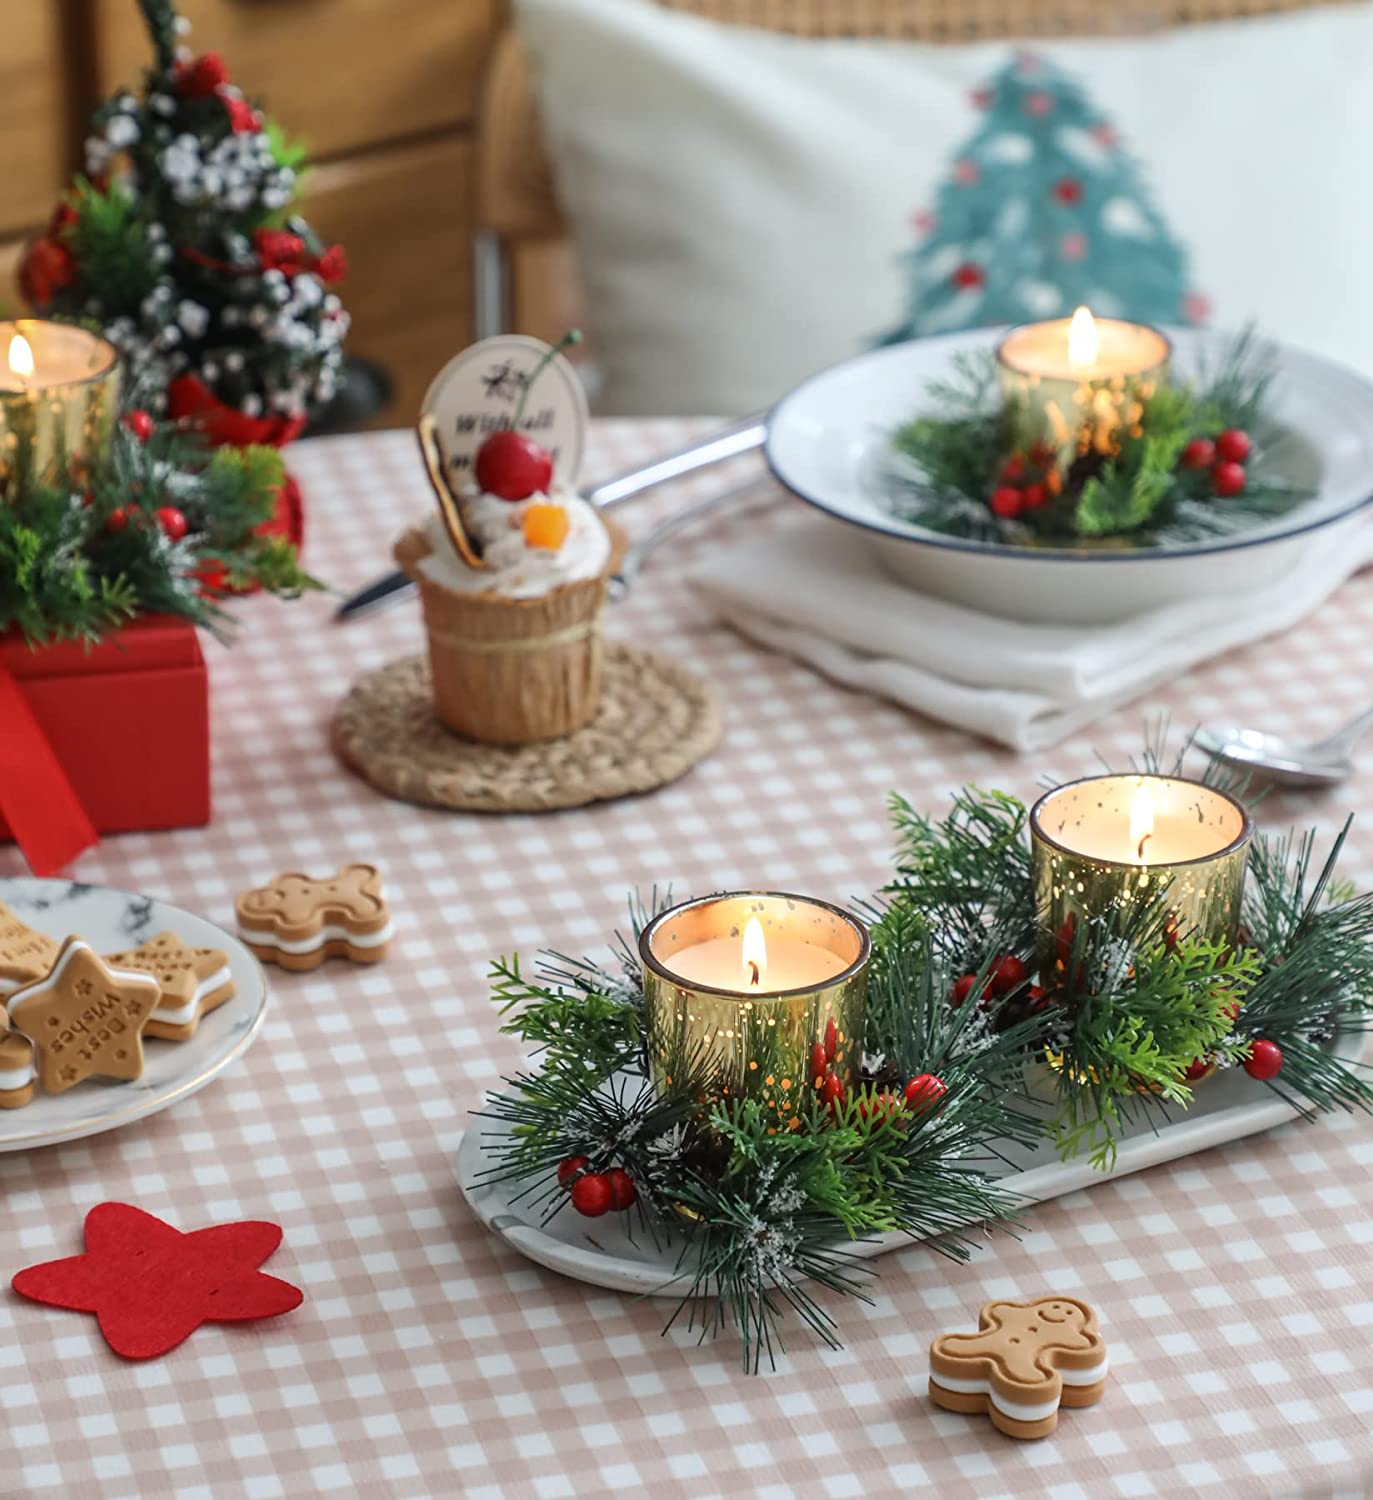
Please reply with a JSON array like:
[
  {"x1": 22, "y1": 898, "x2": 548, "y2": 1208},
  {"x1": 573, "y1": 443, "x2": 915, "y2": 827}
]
[
  {"x1": 765, "y1": 327, "x2": 1373, "y2": 624},
  {"x1": 456, "y1": 1025, "x2": 1365, "y2": 1296},
  {"x1": 0, "y1": 878, "x2": 269, "y2": 1151}
]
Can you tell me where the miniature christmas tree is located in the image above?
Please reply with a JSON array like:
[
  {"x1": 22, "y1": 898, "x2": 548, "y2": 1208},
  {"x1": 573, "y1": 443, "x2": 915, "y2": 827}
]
[
  {"x1": 21, "y1": 0, "x2": 348, "y2": 439},
  {"x1": 882, "y1": 53, "x2": 1204, "y2": 342}
]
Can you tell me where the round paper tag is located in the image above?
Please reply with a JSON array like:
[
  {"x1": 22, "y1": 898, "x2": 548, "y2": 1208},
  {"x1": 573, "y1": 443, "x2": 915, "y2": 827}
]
[{"x1": 420, "y1": 336, "x2": 589, "y2": 492}]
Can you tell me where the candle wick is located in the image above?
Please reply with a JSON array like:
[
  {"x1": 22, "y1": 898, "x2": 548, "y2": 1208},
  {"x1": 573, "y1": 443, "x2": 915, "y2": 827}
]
[
  {"x1": 1137, "y1": 832, "x2": 1152, "y2": 861},
  {"x1": 748, "y1": 961, "x2": 760, "y2": 987}
]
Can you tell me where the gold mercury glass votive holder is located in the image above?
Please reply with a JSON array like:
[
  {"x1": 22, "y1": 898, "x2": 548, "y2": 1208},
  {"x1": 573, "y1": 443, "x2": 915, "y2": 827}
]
[
  {"x1": 1030, "y1": 774, "x2": 1252, "y2": 986},
  {"x1": 0, "y1": 320, "x2": 121, "y2": 497},
  {"x1": 639, "y1": 892, "x2": 870, "y2": 1128}
]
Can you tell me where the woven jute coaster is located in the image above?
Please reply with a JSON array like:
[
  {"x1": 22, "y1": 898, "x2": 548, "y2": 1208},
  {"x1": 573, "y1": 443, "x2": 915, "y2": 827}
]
[{"x1": 331, "y1": 644, "x2": 722, "y2": 813}]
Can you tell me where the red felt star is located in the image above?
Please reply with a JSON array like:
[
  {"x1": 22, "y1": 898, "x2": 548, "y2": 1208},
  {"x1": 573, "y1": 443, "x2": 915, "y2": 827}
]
[{"x1": 12, "y1": 1203, "x2": 303, "y2": 1359}]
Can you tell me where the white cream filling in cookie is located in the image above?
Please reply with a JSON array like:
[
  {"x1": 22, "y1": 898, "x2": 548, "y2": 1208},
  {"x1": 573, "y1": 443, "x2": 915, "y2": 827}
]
[
  {"x1": 9, "y1": 942, "x2": 155, "y2": 1027},
  {"x1": 933, "y1": 1358, "x2": 1108, "y2": 1423},
  {"x1": 0, "y1": 1063, "x2": 33, "y2": 1091},
  {"x1": 237, "y1": 919, "x2": 395, "y2": 955},
  {"x1": 152, "y1": 965, "x2": 233, "y2": 1024}
]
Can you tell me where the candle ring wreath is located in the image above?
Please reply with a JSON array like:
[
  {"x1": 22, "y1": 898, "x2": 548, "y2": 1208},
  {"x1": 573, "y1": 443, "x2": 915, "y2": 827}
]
[
  {"x1": 476, "y1": 737, "x2": 1373, "y2": 1370},
  {"x1": 884, "y1": 321, "x2": 1311, "y2": 546}
]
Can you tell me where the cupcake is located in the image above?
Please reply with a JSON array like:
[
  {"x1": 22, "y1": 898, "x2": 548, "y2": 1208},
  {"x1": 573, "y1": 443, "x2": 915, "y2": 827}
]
[{"x1": 396, "y1": 476, "x2": 624, "y2": 746}]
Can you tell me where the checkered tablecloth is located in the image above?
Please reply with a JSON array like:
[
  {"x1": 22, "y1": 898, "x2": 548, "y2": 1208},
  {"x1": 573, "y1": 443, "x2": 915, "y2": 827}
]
[{"x1": 3, "y1": 421, "x2": 1372, "y2": 1500}]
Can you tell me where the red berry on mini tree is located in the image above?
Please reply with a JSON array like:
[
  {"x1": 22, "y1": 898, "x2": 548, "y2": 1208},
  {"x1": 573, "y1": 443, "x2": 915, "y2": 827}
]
[
  {"x1": 809, "y1": 1043, "x2": 828, "y2": 1086},
  {"x1": 1180, "y1": 438, "x2": 1215, "y2": 470},
  {"x1": 106, "y1": 508, "x2": 130, "y2": 533},
  {"x1": 990, "y1": 486, "x2": 1024, "y2": 519},
  {"x1": 951, "y1": 974, "x2": 977, "y2": 1007},
  {"x1": 1213, "y1": 461, "x2": 1246, "y2": 497},
  {"x1": 156, "y1": 506, "x2": 188, "y2": 541},
  {"x1": 557, "y1": 1156, "x2": 590, "y2": 1187},
  {"x1": 123, "y1": 410, "x2": 155, "y2": 443},
  {"x1": 1183, "y1": 1058, "x2": 1211, "y2": 1081},
  {"x1": 1243, "y1": 1039, "x2": 1283, "y2": 1080},
  {"x1": 1215, "y1": 429, "x2": 1251, "y2": 464},
  {"x1": 605, "y1": 1168, "x2": 637, "y2": 1211},
  {"x1": 987, "y1": 954, "x2": 1027, "y2": 997},
  {"x1": 1000, "y1": 453, "x2": 1026, "y2": 482},
  {"x1": 821, "y1": 1074, "x2": 844, "y2": 1108},
  {"x1": 904, "y1": 1073, "x2": 947, "y2": 1111},
  {"x1": 570, "y1": 1173, "x2": 612, "y2": 1217},
  {"x1": 1022, "y1": 482, "x2": 1046, "y2": 510}
]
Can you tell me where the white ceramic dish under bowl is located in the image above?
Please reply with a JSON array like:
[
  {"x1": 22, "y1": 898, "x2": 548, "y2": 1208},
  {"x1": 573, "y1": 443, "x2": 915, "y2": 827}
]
[
  {"x1": 765, "y1": 327, "x2": 1373, "y2": 624},
  {"x1": 456, "y1": 1025, "x2": 1363, "y2": 1297},
  {"x1": 0, "y1": 878, "x2": 269, "y2": 1151}
]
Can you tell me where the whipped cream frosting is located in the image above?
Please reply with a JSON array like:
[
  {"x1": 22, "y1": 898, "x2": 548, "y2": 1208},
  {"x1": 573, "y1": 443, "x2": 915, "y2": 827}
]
[{"x1": 418, "y1": 485, "x2": 611, "y2": 600}]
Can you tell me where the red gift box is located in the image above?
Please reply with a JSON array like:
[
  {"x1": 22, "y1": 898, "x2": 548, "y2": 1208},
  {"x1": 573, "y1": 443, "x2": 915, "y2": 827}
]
[{"x1": 0, "y1": 616, "x2": 210, "y2": 871}]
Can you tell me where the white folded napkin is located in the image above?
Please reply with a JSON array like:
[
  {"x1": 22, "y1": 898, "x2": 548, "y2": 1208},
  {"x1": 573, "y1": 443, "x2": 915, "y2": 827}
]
[{"x1": 693, "y1": 517, "x2": 1373, "y2": 751}]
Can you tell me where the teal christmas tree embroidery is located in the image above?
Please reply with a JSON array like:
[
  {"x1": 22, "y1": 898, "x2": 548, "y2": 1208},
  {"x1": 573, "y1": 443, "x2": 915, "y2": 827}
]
[{"x1": 881, "y1": 52, "x2": 1207, "y2": 343}]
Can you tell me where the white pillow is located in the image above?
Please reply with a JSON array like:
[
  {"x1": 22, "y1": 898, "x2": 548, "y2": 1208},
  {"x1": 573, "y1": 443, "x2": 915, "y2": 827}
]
[{"x1": 519, "y1": 0, "x2": 1373, "y2": 415}]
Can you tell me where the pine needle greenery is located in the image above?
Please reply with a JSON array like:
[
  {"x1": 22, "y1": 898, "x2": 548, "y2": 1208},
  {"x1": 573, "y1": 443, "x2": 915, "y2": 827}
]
[
  {"x1": 475, "y1": 774, "x2": 1373, "y2": 1367},
  {"x1": 887, "y1": 331, "x2": 1309, "y2": 547}
]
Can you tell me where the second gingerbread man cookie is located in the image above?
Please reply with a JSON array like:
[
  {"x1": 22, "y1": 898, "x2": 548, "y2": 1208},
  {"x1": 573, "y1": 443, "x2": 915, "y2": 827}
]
[
  {"x1": 929, "y1": 1295, "x2": 1108, "y2": 1439},
  {"x1": 236, "y1": 863, "x2": 392, "y2": 971}
]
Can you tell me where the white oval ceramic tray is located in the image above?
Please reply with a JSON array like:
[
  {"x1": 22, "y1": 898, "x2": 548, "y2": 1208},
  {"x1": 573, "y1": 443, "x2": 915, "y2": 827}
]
[
  {"x1": 457, "y1": 1025, "x2": 1364, "y2": 1296},
  {"x1": 0, "y1": 878, "x2": 269, "y2": 1150},
  {"x1": 765, "y1": 327, "x2": 1373, "y2": 624}
]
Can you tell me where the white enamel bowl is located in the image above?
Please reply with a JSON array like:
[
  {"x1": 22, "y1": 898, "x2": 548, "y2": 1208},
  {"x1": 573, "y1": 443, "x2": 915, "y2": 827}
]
[{"x1": 765, "y1": 328, "x2": 1373, "y2": 624}]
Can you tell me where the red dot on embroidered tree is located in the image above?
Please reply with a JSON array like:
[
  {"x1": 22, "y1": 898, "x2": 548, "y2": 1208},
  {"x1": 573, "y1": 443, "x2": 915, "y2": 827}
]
[
  {"x1": 1024, "y1": 90, "x2": 1053, "y2": 117},
  {"x1": 951, "y1": 262, "x2": 985, "y2": 290},
  {"x1": 1053, "y1": 177, "x2": 1083, "y2": 205},
  {"x1": 1060, "y1": 233, "x2": 1088, "y2": 263}
]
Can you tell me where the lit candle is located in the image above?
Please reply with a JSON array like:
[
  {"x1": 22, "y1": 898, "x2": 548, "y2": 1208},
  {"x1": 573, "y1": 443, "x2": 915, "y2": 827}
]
[
  {"x1": 997, "y1": 306, "x2": 1169, "y2": 459},
  {"x1": 0, "y1": 319, "x2": 121, "y2": 498},
  {"x1": 640, "y1": 893, "x2": 870, "y2": 1123},
  {"x1": 1030, "y1": 774, "x2": 1252, "y2": 979}
]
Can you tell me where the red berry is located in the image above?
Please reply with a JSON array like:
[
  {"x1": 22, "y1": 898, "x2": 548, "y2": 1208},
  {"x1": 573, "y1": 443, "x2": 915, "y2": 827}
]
[
  {"x1": 1215, "y1": 428, "x2": 1251, "y2": 464},
  {"x1": 1180, "y1": 438, "x2": 1214, "y2": 470},
  {"x1": 1021, "y1": 482, "x2": 1046, "y2": 509},
  {"x1": 821, "y1": 1074, "x2": 844, "y2": 1108},
  {"x1": 1027, "y1": 984, "x2": 1049, "y2": 1013},
  {"x1": 1213, "y1": 461, "x2": 1246, "y2": 497},
  {"x1": 106, "y1": 508, "x2": 129, "y2": 533},
  {"x1": 809, "y1": 1043, "x2": 827, "y2": 1086},
  {"x1": 990, "y1": 486, "x2": 1024, "y2": 519},
  {"x1": 988, "y1": 954, "x2": 1027, "y2": 997},
  {"x1": 474, "y1": 431, "x2": 554, "y2": 502},
  {"x1": 857, "y1": 1091, "x2": 899, "y2": 1123},
  {"x1": 824, "y1": 1017, "x2": 838, "y2": 1064},
  {"x1": 951, "y1": 974, "x2": 977, "y2": 1007},
  {"x1": 1029, "y1": 440, "x2": 1055, "y2": 466},
  {"x1": 1000, "y1": 453, "x2": 1026, "y2": 482},
  {"x1": 1244, "y1": 1039, "x2": 1283, "y2": 1081},
  {"x1": 123, "y1": 410, "x2": 155, "y2": 443},
  {"x1": 156, "y1": 506, "x2": 188, "y2": 542},
  {"x1": 904, "y1": 1073, "x2": 947, "y2": 1111},
  {"x1": 1183, "y1": 1058, "x2": 1211, "y2": 1081},
  {"x1": 556, "y1": 1156, "x2": 590, "y2": 1187},
  {"x1": 605, "y1": 1167, "x2": 637, "y2": 1211},
  {"x1": 570, "y1": 1173, "x2": 612, "y2": 1217}
]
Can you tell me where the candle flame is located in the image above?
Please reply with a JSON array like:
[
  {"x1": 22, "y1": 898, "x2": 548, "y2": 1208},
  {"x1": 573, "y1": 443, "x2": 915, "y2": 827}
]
[
  {"x1": 1067, "y1": 305, "x2": 1097, "y2": 371},
  {"x1": 742, "y1": 917, "x2": 767, "y2": 987},
  {"x1": 1130, "y1": 783, "x2": 1156, "y2": 864},
  {"x1": 8, "y1": 334, "x2": 34, "y2": 385}
]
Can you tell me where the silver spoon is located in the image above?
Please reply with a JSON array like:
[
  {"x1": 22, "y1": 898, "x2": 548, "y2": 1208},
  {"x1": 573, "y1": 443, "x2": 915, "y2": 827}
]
[{"x1": 1195, "y1": 708, "x2": 1373, "y2": 789}]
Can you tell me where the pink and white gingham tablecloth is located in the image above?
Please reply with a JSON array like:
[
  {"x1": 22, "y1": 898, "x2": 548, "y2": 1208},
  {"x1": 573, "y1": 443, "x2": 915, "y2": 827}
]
[{"x1": 2, "y1": 421, "x2": 1372, "y2": 1499}]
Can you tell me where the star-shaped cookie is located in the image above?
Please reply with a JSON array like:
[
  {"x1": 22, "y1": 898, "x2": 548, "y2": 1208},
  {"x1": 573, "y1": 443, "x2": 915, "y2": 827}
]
[
  {"x1": 12, "y1": 1202, "x2": 303, "y2": 1359},
  {"x1": 104, "y1": 931, "x2": 236, "y2": 1042},
  {"x1": 7, "y1": 939, "x2": 160, "y2": 1094},
  {"x1": 0, "y1": 900, "x2": 59, "y2": 997}
]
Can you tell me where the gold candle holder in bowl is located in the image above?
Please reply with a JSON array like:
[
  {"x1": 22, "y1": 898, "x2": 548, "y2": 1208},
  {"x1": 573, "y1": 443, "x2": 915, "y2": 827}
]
[
  {"x1": 639, "y1": 892, "x2": 870, "y2": 1128},
  {"x1": 0, "y1": 320, "x2": 121, "y2": 497},
  {"x1": 1030, "y1": 773, "x2": 1252, "y2": 985},
  {"x1": 997, "y1": 307, "x2": 1170, "y2": 461}
]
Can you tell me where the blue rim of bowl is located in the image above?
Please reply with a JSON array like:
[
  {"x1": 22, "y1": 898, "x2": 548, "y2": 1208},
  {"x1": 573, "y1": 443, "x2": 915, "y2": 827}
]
[{"x1": 764, "y1": 330, "x2": 1373, "y2": 565}]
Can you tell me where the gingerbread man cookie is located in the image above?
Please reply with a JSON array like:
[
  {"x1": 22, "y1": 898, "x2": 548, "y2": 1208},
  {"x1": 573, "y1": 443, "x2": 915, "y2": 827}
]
[
  {"x1": 0, "y1": 1010, "x2": 35, "y2": 1109},
  {"x1": 104, "y1": 932, "x2": 236, "y2": 1042},
  {"x1": 235, "y1": 863, "x2": 392, "y2": 971},
  {"x1": 929, "y1": 1295, "x2": 1108, "y2": 1439},
  {"x1": 7, "y1": 939, "x2": 160, "y2": 1095},
  {"x1": 0, "y1": 900, "x2": 59, "y2": 999}
]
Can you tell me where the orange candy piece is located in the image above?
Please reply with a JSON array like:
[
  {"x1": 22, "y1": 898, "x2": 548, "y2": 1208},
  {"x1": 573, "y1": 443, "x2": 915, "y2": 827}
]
[{"x1": 522, "y1": 503, "x2": 570, "y2": 551}]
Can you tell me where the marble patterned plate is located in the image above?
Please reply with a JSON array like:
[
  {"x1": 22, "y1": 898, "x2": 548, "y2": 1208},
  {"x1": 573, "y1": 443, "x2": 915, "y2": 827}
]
[
  {"x1": 456, "y1": 1023, "x2": 1365, "y2": 1297},
  {"x1": 0, "y1": 878, "x2": 269, "y2": 1151}
]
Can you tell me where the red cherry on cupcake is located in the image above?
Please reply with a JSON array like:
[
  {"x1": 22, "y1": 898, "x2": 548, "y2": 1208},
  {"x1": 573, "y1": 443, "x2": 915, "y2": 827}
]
[
  {"x1": 1215, "y1": 428, "x2": 1251, "y2": 464},
  {"x1": 474, "y1": 431, "x2": 554, "y2": 502}
]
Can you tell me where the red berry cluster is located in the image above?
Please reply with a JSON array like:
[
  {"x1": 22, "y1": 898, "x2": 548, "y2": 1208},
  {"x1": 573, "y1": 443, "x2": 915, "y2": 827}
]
[
  {"x1": 951, "y1": 953, "x2": 1031, "y2": 1007},
  {"x1": 558, "y1": 1157, "x2": 638, "y2": 1218},
  {"x1": 1182, "y1": 1034, "x2": 1283, "y2": 1085},
  {"x1": 811, "y1": 1017, "x2": 842, "y2": 1106},
  {"x1": 1180, "y1": 428, "x2": 1250, "y2": 498},
  {"x1": 988, "y1": 443, "x2": 1059, "y2": 520},
  {"x1": 854, "y1": 1073, "x2": 949, "y2": 1125}
]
